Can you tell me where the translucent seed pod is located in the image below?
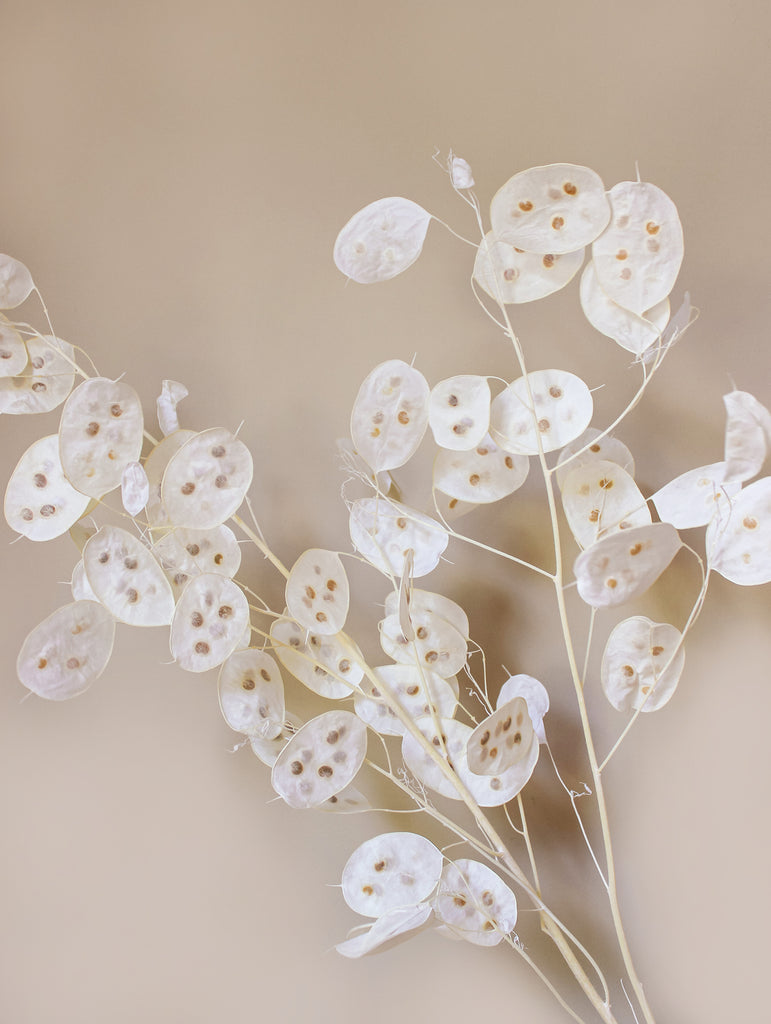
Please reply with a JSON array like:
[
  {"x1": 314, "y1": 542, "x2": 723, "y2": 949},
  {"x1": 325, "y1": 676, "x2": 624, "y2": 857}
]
[
  {"x1": 169, "y1": 573, "x2": 250, "y2": 672},
  {"x1": 473, "y1": 232, "x2": 584, "y2": 305},
  {"x1": 379, "y1": 609, "x2": 468, "y2": 679},
  {"x1": 349, "y1": 497, "x2": 449, "y2": 578},
  {"x1": 350, "y1": 359, "x2": 430, "y2": 473},
  {"x1": 334, "y1": 197, "x2": 431, "y2": 284},
  {"x1": 161, "y1": 427, "x2": 253, "y2": 530},
  {"x1": 0, "y1": 316, "x2": 28, "y2": 377},
  {"x1": 335, "y1": 904, "x2": 433, "y2": 959},
  {"x1": 271, "y1": 709, "x2": 367, "y2": 809},
  {"x1": 342, "y1": 832, "x2": 443, "y2": 917},
  {"x1": 433, "y1": 859, "x2": 517, "y2": 947},
  {"x1": 555, "y1": 427, "x2": 636, "y2": 489},
  {"x1": 428, "y1": 375, "x2": 491, "y2": 452},
  {"x1": 143, "y1": 430, "x2": 196, "y2": 529},
  {"x1": 83, "y1": 525, "x2": 175, "y2": 626},
  {"x1": 0, "y1": 254, "x2": 35, "y2": 308},
  {"x1": 70, "y1": 560, "x2": 98, "y2": 602},
  {"x1": 490, "y1": 369, "x2": 593, "y2": 456},
  {"x1": 353, "y1": 665, "x2": 458, "y2": 737},
  {"x1": 579, "y1": 260, "x2": 670, "y2": 356},
  {"x1": 0, "y1": 335, "x2": 76, "y2": 415},
  {"x1": 316, "y1": 785, "x2": 370, "y2": 814},
  {"x1": 706, "y1": 476, "x2": 771, "y2": 585},
  {"x1": 249, "y1": 712, "x2": 303, "y2": 768},
  {"x1": 560, "y1": 459, "x2": 651, "y2": 549},
  {"x1": 574, "y1": 523, "x2": 682, "y2": 607},
  {"x1": 121, "y1": 461, "x2": 150, "y2": 517},
  {"x1": 5, "y1": 434, "x2": 90, "y2": 541},
  {"x1": 601, "y1": 616, "x2": 685, "y2": 713},
  {"x1": 383, "y1": 588, "x2": 470, "y2": 640},
  {"x1": 285, "y1": 548, "x2": 350, "y2": 636},
  {"x1": 497, "y1": 674, "x2": 550, "y2": 743},
  {"x1": 651, "y1": 462, "x2": 740, "y2": 529},
  {"x1": 466, "y1": 697, "x2": 535, "y2": 777},
  {"x1": 723, "y1": 391, "x2": 771, "y2": 484},
  {"x1": 218, "y1": 648, "x2": 285, "y2": 740},
  {"x1": 270, "y1": 616, "x2": 363, "y2": 698},
  {"x1": 433, "y1": 434, "x2": 529, "y2": 503}
]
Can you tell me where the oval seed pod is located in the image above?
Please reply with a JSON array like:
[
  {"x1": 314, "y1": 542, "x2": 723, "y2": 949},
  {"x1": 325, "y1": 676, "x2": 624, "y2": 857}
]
[
  {"x1": 651, "y1": 462, "x2": 740, "y2": 529},
  {"x1": 490, "y1": 369, "x2": 593, "y2": 456},
  {"x1": 121, "y1": 461, "x2": 150, "y2": 517},
  {"x1": 723, "y1": 391, "x2": 771, "y2": 484},
  {"x1": 466, "y1": 697, "x2": 535, "y2": 777},
  {"x1": 0, "y1": 316, "x2": 28, "y2": 376},
  {"x1": 17, "y1": 599, "x2": 116, "y2": 700},
  {"x1": 0, "y1": 254, "x2": 34, "y2": 308},
  {"x1": 379, "y1": 609, "x2": 467, "y2": 679},
  {"x1": 349, "y1": 497, "x2": 448, "y2": 579},
  {"x1": 353, "y1": 664, "x2": 458, "y2": 737},
  {"x1": 574, "y1": 522, "x2": 682, "y2": 607},
  {"x1": 0, "y1": 335, "x2": 76, "y2": 415},
  {"x1": 450, "y1": 155, "x2": 474, "y2": 189},
  {"x1": 342, "y1": 832, "x2": 443, "y2": 917},
  {"x1": 5, "y1": 434, "x2": 90, "y2": 541},
  {"x1": 555, "y1": 427, "x2": 635, "y2": 489},
  {"x1": 335, "y1": 904, "x2": 433, "y2": 959},
  {"x1": 473, "y1": 232, "x2": 584, "y2": 305},
  {"x1": 285, "y1": 548, "x2": 350, "y2": 635},
  {"x1": 59, "y1": 378, "x2": 144, "y2": 498},
  {"x1": 497, "y1": 674, "x2": 550, "y2": 743},
  {"x1": 156, "y1": 379, "x2": 188, "y2": 436},
  {"x1": 270, "y1": 615, "x2": 363, "y2": 698},
  {"x1": 601, "y1": 616, "x2": 685, "y2": 713},
  {"x1": 350, "y1": 359, "x2": 429, "y2": 473},
  {"x1": 154, "y1": 525, "x2": 242, "y2": 594},
  {"x1": 433, "y1": 859, "x2": 517, "y2": 947},
  {"x1": 161, "y1": 427, "x2": 253, "y2": 530},
  {"x1": 334, "y1": 197, "x2": 431, "y2": 284},
  {"x1": 428, "y1": 375, "x2": 491, "y2": 452},
  {"x1": 592, "y1": 180, "x2": 684, "y2": 315},
  {"x1": 218, "y1": 648, "x2": 285, "y2": 740},
  {"x1": 706, "y1": 476, "x2": 771, "y2": 586},
  {"x1": 84, "y1": 526, "x2": 175, "y2": 626},
  {"x1": 271, "y1": 709, "x2": 367, "y2": 809},
  {"x1": 170, "y1": 573, "x2": 250, "y2": 672},
  {"x1": 579, "y1": 260, "x2": 670, "y2": 356},
  {"x1": 433, "y1": 434, "x2": 529, "y2": 503},
  {"x1": 383, "y1": 587, "x2": 469, "y2": 641},
  {"x1": 490, "y1": 164, "x2": 610, "y2": 255},
  {"x1": 560, "y1": 459, "x2": 651, "y2": 549},
  {"x1": 143, "y1": 429, "x2": 196, "y2": 529}
]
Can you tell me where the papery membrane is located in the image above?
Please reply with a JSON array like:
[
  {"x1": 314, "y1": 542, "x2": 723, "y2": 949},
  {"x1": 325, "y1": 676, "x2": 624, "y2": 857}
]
[
  {"x1": 350, "y1": 359, "x2": 429, "y2": 473},
  {"x1": 349, "y1": 497, "x2": 448, "y2": 578},
  {"x1": 334, "y1": 198, "x2": 431, "y2": 284},
  {"x1": 601, "y1": 616, "x2": 684, "y2": 713}
]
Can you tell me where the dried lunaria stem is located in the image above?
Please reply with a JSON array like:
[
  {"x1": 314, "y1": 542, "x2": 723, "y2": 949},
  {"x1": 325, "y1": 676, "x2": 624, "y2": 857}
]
[{"x1": 2, "y1": 155, "x2": 769, "y2": 1024}]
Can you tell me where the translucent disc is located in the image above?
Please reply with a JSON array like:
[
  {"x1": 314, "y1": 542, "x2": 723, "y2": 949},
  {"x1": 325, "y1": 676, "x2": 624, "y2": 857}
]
[
  {"x1": 0, "y1": 335, "x2": 75, "y2": 415},
  {"x1": 0, "y1": 254, "x2": 34, "y2": 308},
  {"x1": 555, "y1": 427, "x2": 635, "y2": 488},
  {"x1": 428, "y1": 375, "x2": 491, "y2": 451},
  {"x1": 153, "y1": 525, "x2": 242, "y2": 598},
  {"x1": 433, "y1": 434, "x2": 529, "y2": 503},
  {"x1": 0, "y1": 317, "x2": 28, "y2": 376},
  {"x1": 335, "y1": 904, "x2": 432, "y2": 959},
  {"x1": 601, "y1": 616, "x2": 684, "y2": 713},
  {"x1": 491, "y1": 163, "x2": 610, "y2": 254},
  {"x1": 285, "y1": 548, "x2": 350, "y2": 635},
  {"x1": 433, "y1": 859, "x2": 517, "y2": 946},
  {"x1": 354, "y1": 665, "x2": 458, "y2": 737},
  {"x1": 497, "y1": 673, "x2": 550, "y2": 743},
  {"x1": 473, "y1": 232, "x2": 584, "y2": 305},
  {"x1": 574, "y1": 523, "x2": 681, "y2": 607},
  {"x1": 121, "y1": 461, "x2": 150, "y2": 517},
  {"x1": 83, "y1": 526, "x2": 175, "y2": 626},
  {"x1": 350, "y1": 359, "x2": 430, "y2": 473},
  {"x1": 651, "y1": 462, "x2": 740, "y2": 529},
  {"x1": 490, "y1": 370, "x2": 593, "y2": 455},
  {"x1": 17, "y1": 600, "x2": 116, "y2": 700},
  {"x1": 5, "y1": 434, "x2": 90, "y2": 541},
  {"x1": 579, "y1": 260, "x2": 670, "y2": 356},
  {"x1": 349, "y1": 497, "x2": 449, "y2": 578},
  {"x1": 271, "y1": 709, "x2": 367, "y2": 809},
  {"x1": 592, "y1": 181, "x2": 684, "y2": 315},
  {"x1": 170, "y1": 573, "x2": 250, "y2": 672},
  {"x1": 706, "y1": 476, "x2": 771, "y2": 585},
  {"x1": 342, "y1": 832, "x2": 443, "y2": 917},
  {"x1": 59, "y1": 378, "x2": 144, "y2": 498},
  {"x1": 218, "y1": 648, "x2": 285, "y2": 740},
  {"x1": 383, "y1": 587, "x2": 469, "y2": 640},
  {"x1": 379, "y1": 609, "x2": 468, "y2": 678},
  {"x1": 560, "y1": 459, "x2": 651, "y2": 549},
  {"x1": 723, "y1": 391, "x2": 771, "y2": 484},
  {"x1": 161, "y1": 428, "x2": 253, "y2": 529},
  {"x1": 333, "y1": 197, "x2": 431, "y2": 284},
  {"x1": 143, "y1": 430, "x2": 196, "y2": 529},
  {"x1": 270, "y1": 616, "x2": 363, "y2": 698},
  {"x1": 466, "y1": 697, "x2": 535, "y2": 776}
]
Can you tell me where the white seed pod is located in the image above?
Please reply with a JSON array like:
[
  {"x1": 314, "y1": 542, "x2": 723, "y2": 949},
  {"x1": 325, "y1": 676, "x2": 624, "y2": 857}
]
[
  {"x1": 592, "y1": 181, "x2": 684, "y2": 315},
  {"x1": 379, "y1": 609, "x2": 467, "y2": 679},
  {"x1": 17, "y1": 599, "x2": 116, "y2": 701},
  {"x1": 335, "y1": 904, "x2": 433, "y2": 959},
  {"x1": 497, "y1": 674, "x2": 550, "y2": 743},
  {"x1": 0, "y1": 316, "x2": 28, "y2": 376},
  {"x1": 71, "y1": 560, "x2": 98, "y2": 602},
  {"x1": 354, "y1": 665, "x2": 458, "y2": 737},
  {"x1": 428, "y1": 375, "x2": 491, "y2": 451},
  {"x1": 640, "y1": 291, "x2": 696, "y2": 366},
  {"x1": 0, "y1": 335, "x2": 75, "y2": 415},
  {"x1": 651, "y1": 462, "x2": 740, "y2": 529},
  {"x1": 59, "y1": 378, "x2": 144, "y2": 498},
  {"x1": 579, "y1": 260, "x2": 670, "y2": 356},
  {"x1": 162, "y1": 525, "x2": 242, "y2": 581},
  {"x1": 706, "y1": 476, "x2": 771, "y2": 586},
  {"x1": 723, "y1": 391, "x2": 771, "y2": 484},
  {"x1": 271, "y1": 709, "x2": 367, "y2": 809},
  {"x1": 556, "y1": 427, "x2": 635, "y2": 489},
  {"x1": 342, "y1": 832, "x2": 443, "y2": 917},
  {"x1": 490, "y1": 164, "x2": 610, "y2": 255},
  {"x1": 490, "y1": 369, "x2": 593, "y2": 456},
  {"x1": 143, "y1": 430, "x2": 196, "y2": 529},
  {"x1": 473, "y1": 232, "x2": 584, "y2": 305},
  {"x1": 383, "y1": 588, "x2": 469, "y2": 640},
  {"x1": 218, "y1": 648, "x2": 285, "y2": 740},
  {"x1": 350, "y1": 359, "x2": 430, "y2": 473},
  {"x1": 5, "y1": 434, "x2": 90, "y2": 541},
  {"x1": 270, "y1": 616, "x2": 362, "y2": 698},
  {"x1": 83, "y1": 526, "x2": 175, "y2": 626},
  {"x1": 285, "y1": 548, "x2": 350, "y2": 635},
  {"x1": 561, "y1": 459, "x2": 651, "y2": 549},
  {"x1": 466, "y1": 697, "x2": 535, "y2": 776},
  {"x1": 170, "y1": 573, "x2": 250, "y2": 672},
  {"x1": 317, "y1": 785, "x2": 370, "y2": 814},
  {"x1": 433, "y1": 859, "x2": 517, "y2": 947},
  {"x1": 433, "y1": 434, "x2": 529, "y2": 503},
  {"x1": 349, "y1": 497, "x2": 449, "y2": 578},
  {"x1": 121, "y1": 461, "x2": 150, "y2": 517},
  {"x1": 151, "y1": 531, "x2": 201, "y2": 598},
  {"x1": 601, "y1": 616, "x2": 685, "y2": 713},
  {"x1": 249, "y1": 712, "x2": 303, "y2": 767},
  {"x1": 0, "y1": 254, "x2": 34, "y2": 308},
  {"x1": 334, "y1": 197, "x2": 432, "y2": 284},
  {"x1": 161, "y1": 427, "x2": 253, "y2": 529},
  {"x1": 574, "y1": 523, "x2": 682, "y2": 608},
  {"x1": 156, "y1": 379, "x2": 188, "y2": 436},
  {"x1": 451, "y1": 156, "x2": 474, "y2": 189}
]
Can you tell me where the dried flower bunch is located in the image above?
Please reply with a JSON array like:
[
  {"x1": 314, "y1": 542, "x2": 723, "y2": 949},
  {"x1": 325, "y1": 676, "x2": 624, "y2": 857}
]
[{"x1": 2, "y1": 157, "x2": 769, "y2": 1024}]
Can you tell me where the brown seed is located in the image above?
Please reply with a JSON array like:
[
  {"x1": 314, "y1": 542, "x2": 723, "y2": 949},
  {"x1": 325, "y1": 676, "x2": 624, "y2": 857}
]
[
  {"x1": 518, "y1": 200, "x2": 533, "y2": 212},
  {"x1": 181, "y1": 482, "x2": 195, "y2": 495},
  {"x1": 502, "y1": 716, "x2": 512, "y2": 731},
  {"x1": 406, "y1": 685, "x2": 419, "y2": 696},
  {"x1": 305, "y1": 585, "x2": 316, "y2": 600},
  {"x1": 191, "y1": 611, "x2": 204, "y2": 627},
  {"x1": 40, "y1": 504, "x2": 55, "y2": 517},
  {"x1": 469, "y1": 473, "x2": 481, "y2": 486},
  {"x1": 416, "y1": 626, "x2": 428, "y2": 639},
  {"x1": 326, "y1": 579, "x2": 337, "y2": 591},
  {"x1": 213, "y1": 553, "x2": 223, "y2": 565},
  {"x1": 542, "y1": 254, "x2": 555, "y2": 268},
  {"x1": 599, "y1": 477, "x2": 613, "y2": 489},
  {"x1": 606, "y1": 578, "x2": 618, "y2": 589},
  {"x1": 549, "y1": 385, "x2": 563, "y2": 399},
  {"x1": 563, "y1": 182, "x2": 577, "y2": 195},
  {"x1": 629, "y1": 543, "x2": 642, "y2": 556},
  {"x1": 21, "y1": 508, "x2": 33, "y2": 522},
  {"x1": 503, "y1": 267, "x2": 518, "y2": 282},
  {"x1": 374, "y1": 860, "x2": 386, "y2": 872},
  {"x1": 33, "y1": 473, "x2": 47, "y2": 488},
  {"x1": 290, "y1": 761, "x2": 303, "y2": 775},
  {"x1": 317, "y1": 765, "x2": 333, "y2": 778},
  {"x1": 66, "y1": 657, "x2": 80, "y2": 670},
  {"x1": 489, "y1": 746, "x2": 498, "y2": 758},
  {"x1": 490, "y1": 778, "x2": 501, "y2": 790},
  {"x1": 338, "y1": 659, "x2": 351, "y2": 674},
  {"x1": 214, "y1": 474, "x2": 227, "y2": 488},
  {"x1": 616, "y1": 249, "x2": 628, "y2": 260},
  {"x1": 397, "y1": 410, "x2": 409, "y2": 425},
  {"x1": 259, "y1": 668, "x2": 271, "y2": 682},
  {"x1": 651, "y1": 646, "x2": 664, "y2": 657},
  {"x1": 588, "y1": 509, "x2": 600, "y2": 523},
  {"x1": 31, "y1": 356, "x2": 45, "y2": 369},
  {"x1": 646, "y1": 221, "x2": 660, "y2": 235},
  {"x1": 194, "y1": 641, "x2": 210, "y2": 655},
  {"x1": 86, "y1": 421, "x2": 100, "y2": 436},
  {"x1": 186, "y1": 543, "x2": 200, "y2": 556},
  {"x1": 453, "y1": 896, "x2": 466, "y2": 907},
  {"x1": 126, "y1": 588, "x2": 139, "y2": 603},
  {"x1": 424, "y1": 650, "x2": 438, "y2": 664},
  {"x1": 31, "y1": 382, "x2": 47, "y2": 393},
  {"x1": 551, "y1": 216, "x2": 564, "y2": 230},
  {"x1": 242, "y1": 677, "x2": 255, "y2": 690},
  {"x1": 370, "y1": 427, "x2": 380, "y2": 437},
  {"x1": 480, "y1": 730, "x2": 490, "y2": 746},
  {"x1": 623, "y1": 665, "x2": 635, "y2": 677},
  {"x1": 743, "y1": 516, "x2": 758, "y2": 530},
  {"x1": 211, "y1": 445, "x2": 226, "y2": 458},
  {"x1": 98, "y1": 551, "x2": 109, "y2": 564},
  {"x1": 396, "y1": 517, "x2": 407, "y2": 529},
  {"x1": 590, "y1": 443, "x2": 601, "y2": 452},
  {"x1": 448, "y1": 499, "x2": 458, "y2": 509},
  {"x1": 110, "y1": 403, "x2": 123, "y2": 417},
  {"x1": 326, "y1": 730, "x2": 339, "y2": 744},
  {"x1": 448, "y1": 394, "x2": 459, "y2": 407},
  {"x1": 538, "y1": 418, "x2": 550, "y2": 433},
  {"x1": 38, "y1": 658, "x2": 47, "y2": 669},
  {"x1": 124, "y1": 557, "x2": 138, "y2": 570},
  {"x1": 362, "y1": 885, "x2": 373, "y2": 895},
  {"x1": 315, "y1": 611, "x2": 327, "y2": 623},
  {"x1": 218, "y1": 605, "x2": 233, "y2": 619}
]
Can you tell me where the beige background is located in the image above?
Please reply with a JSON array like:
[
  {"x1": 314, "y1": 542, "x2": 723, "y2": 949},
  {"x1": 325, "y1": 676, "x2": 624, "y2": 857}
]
[{"x1": 1, "y1": 2, "x2": 769, "y2": 1022}]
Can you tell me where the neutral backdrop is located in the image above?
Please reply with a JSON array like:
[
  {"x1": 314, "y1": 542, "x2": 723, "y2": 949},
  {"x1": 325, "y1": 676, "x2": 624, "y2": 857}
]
[{"x1": 1, "y1": 3, "x2": 769, "y2": 1023}]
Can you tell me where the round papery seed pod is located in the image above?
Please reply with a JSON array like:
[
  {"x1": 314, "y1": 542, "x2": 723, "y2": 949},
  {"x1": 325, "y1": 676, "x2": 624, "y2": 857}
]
[
  {"x1": 433, "y1": 858, "x2": 517, "y2": 947},
  {"x1": 473, "y1": 232, "x2": 585, "y2": 305},
  {"x1": 349, "y1": 497, "x2": 448, "y2": 579},
  {"x1": 271, "y1": 709, "x2": 367, "y2": 809},
  {"x1": 0, "y1": 254, "x2": 35, "y2": 308},
  {"x1": 285, "y1": 548, "x2": 350, "y2": 635},
  {"x1": 5, "y1": 434, "x2": 90, "y2": 541},
  {"x1": 601, "y1": 616, "x2": 685, "y2": 713},
  {"x1": 0, "y1": 335, "x2": 76, "y2": 415},
  {"x1": 490, "y1": 369, "x2": 593, "y2": 456},
  {"x1": 350, "y1": 359, "x2": 430, "y2": 473},
  {"x1": 341, "y1": 832, "x2": 443, "y2": 917},
  {"x1": 218, "y1": 647, "x2": 285, "y2": 740},
  {"x1": 161, "y1": 427, "x2": 253, "y2": 530},
  {"x1": 428, "y1": 375, "x2": 491, "y2": 451},
  {"x1": 560, "y1": 459, "x2": 651, "y2": 550},
  {"x1": 170, "y1": 573, "x2": 250, "y2": 672},
  {"x1": 466, "y1": 697, "x2": 535, "y2": 777},
  {"x1": 334, "y1": 197, "x2": 431, "y2": 284},
  {"x1": 83, "y1": 525, "x2": 175, "y2": 627}
]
